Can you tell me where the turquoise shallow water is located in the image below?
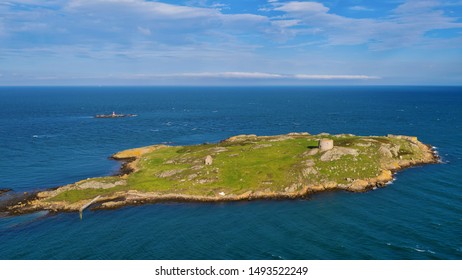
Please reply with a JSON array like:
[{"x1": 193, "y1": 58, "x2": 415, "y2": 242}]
[{"x1": 0, "y1": 86, "x2": 461, "y2": 259}]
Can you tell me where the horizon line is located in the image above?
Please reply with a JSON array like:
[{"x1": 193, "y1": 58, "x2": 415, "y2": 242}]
[{"x1": 1, "y1": 84, "x2": 461, "y2": 87}]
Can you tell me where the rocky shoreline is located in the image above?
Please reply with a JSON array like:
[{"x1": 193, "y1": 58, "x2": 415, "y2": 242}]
[
  {"x1": 2, "y1": 133, "x2": 439, "y2": 216},
  {"x1": 0, "y1": 188, "x2": 12, "y2": 196}
]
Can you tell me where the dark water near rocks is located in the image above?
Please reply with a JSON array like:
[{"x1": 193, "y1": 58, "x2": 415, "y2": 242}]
[{"x1": 0, "y1": 86, "x2": 461, "y2": 259}]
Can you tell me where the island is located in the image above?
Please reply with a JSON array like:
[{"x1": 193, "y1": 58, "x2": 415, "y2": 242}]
[{"x1": 5, "y1": 133, "x2": 438, "y2": 215}]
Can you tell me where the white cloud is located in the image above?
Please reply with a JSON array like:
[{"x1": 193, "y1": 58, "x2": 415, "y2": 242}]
[
  {"x1": 137, "y1": 26, "x2": 151, "y2": 35},
  {"x1": 65, "y1": 0, "x2": 270, "y2": 40},
  {"x1": 133, "y1": 72, "x2": 379, "y2": 80},
  {"x1": 5, "y1": 0, "x2": 462, "y2": 51},
  {"x1": 10, "y1": 71, "x2": 378, "y2": 84},
  {"x1": 4, "y1": 0, "x2": 62, "y2": 4},
  {"x1": 1, "y1": 0, "x2": 275, "y2": 54},
  {"x1": 270, "y1": 0, "x2": 462, "y2": 48},
  {"x1": 67, "y1": 0, "x2": 220, "y2": 19},
  {"x1": 349, "y1": 6, "x2": 374, "y2": 12},
  {"x1": 394, "y1": 0, "x2": 440, "y2": 14},
  {"x1": 271, "y1": 19, "x2": 300, "y2": 28},
  {"x1": 172, "y1": 72, "x2": 284, "y2": 79},
  {"x1": 294, "y1": 74, "x2": 379, "y2": 80},
  {"x1": 274, "y1": 1, "x2": 329, "y2": 13}
]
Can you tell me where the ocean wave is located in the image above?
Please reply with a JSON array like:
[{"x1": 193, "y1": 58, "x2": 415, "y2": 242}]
[
  {"x1": 387, "y1": 243, "x2": 436, "y2": 255},
  {"x1": 407, "y1": 245, "x2": 436, "y2": 255},
  {"x1": 32, "y1": 134, "x2": 58, "y2": 139},
  {"x1": 386, "y1": 178, "x2": 397, "y2": 185},
  {"x1": 264, "y1": 251, "x2": 286, "y2": 260},
  {"x1": 413, "y1": 247, "x2": 436, "y2": 254}
]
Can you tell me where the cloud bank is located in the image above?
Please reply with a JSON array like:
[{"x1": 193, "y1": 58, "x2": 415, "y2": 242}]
[{"x1": 136, "y1": 72, "x2": 379, "y2": 80}]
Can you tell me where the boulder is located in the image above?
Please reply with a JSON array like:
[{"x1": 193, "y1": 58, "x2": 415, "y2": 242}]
[
  {"x1": 376, "y1": 170, "x2": 393, "y2": 182},
  {"x1": 288, "y1": 132, "x2": 310, "y2": 136},
  {"x1": 307, "y1": 148, "x2": 319, "y2": 155},
  {"x1": 378, "y1": 146, "x2": 393, "y2": 158},
  {"x1": 157, "y1": 169, "x2": 185, "y2": 178},
  {"x1": 223, "y1": 134, "x2": 257, "y2": 142},
  {"x1": 77, "y1": 180, "x2": 126, "y2": 190},
  {"x1": 390, "y1": 145, "x2": 400, "y2": 157},
  {"x1": 320, "y1": 147, "x2": 359, "y2": 161},
  {"x1": 302, "y1": 167, "x2": 318, "y2": 177},
  {"x1": 349, "y1": 179, "x2": 370, "y2": 192}
]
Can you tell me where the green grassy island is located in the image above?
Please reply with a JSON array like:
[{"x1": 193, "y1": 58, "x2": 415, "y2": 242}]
[{"x1": 8, "y1": 133, "x2": 438, "y2": 214}]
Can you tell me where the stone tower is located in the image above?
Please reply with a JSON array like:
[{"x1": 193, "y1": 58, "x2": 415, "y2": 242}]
[{"x1": 319, "y1": 139, "x2": 334, "y2": 151}]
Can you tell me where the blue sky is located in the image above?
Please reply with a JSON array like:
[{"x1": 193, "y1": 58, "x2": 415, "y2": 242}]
[{"x1": 1, "y1": 0, "x2": 462, "y2": 85}]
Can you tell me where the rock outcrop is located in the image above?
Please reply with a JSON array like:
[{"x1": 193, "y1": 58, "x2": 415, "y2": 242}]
[{"x1": 320, "y1": 147, "x2": 359, "y2": 161}]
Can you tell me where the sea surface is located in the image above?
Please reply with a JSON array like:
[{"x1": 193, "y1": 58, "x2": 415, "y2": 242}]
[{"x1": 0, "y1": 86, "x2": 461, "y2": 260}]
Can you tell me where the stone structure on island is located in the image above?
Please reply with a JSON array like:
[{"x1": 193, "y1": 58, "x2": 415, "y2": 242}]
[
  {"x1": 205, "y1": 155, "x2": 213, "y2": 165},
  {"x1": 318, "y1": 139, "x2": 334, "y2": 151}
]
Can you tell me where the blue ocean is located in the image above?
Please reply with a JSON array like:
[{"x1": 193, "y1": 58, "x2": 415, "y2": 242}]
[{"x1": 0, "y1": 86, "x2": 461, "y2": 259}]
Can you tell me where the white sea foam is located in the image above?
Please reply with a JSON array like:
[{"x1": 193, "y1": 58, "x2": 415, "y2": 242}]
[
  {"x1": 386, "y1": 178, "x2": 397, "y2": 185},
  {"x1": 268, "y1": 252, "x2": 285, "y2": 260},
  {"x1": 407, "y1": 245, "x2": 436, "y2": 254},
  {"x1": 32, "y1": 134, "x2": 57, "y2": 138}
]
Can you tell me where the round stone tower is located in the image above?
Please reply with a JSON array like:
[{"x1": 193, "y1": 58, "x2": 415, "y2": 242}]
[{"x1": 319, "y1": 139, "x2": 334, "y2": 151}]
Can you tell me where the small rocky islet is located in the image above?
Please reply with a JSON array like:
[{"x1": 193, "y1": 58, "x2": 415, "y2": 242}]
[{"x1": 5, "y1": 132, "x2": 438, "y2": 215}]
